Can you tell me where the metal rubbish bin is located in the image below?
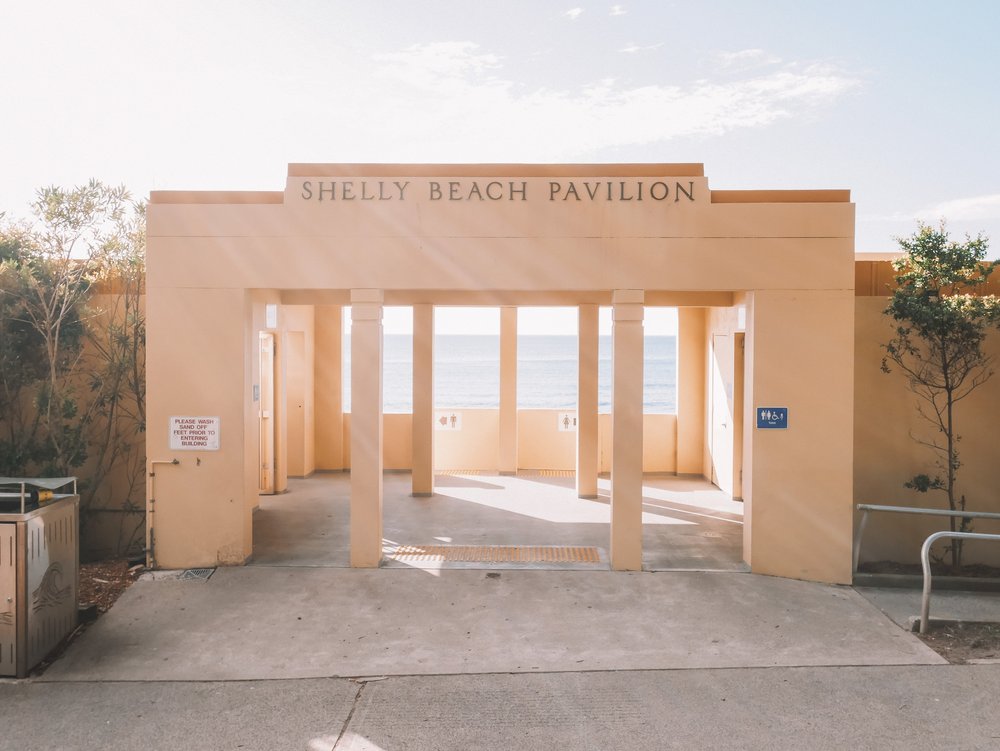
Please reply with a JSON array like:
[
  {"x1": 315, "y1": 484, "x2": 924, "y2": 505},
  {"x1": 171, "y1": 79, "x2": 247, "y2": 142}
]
[{"x1": 0, "y1": 477, "x2": 79, "y2": 678}]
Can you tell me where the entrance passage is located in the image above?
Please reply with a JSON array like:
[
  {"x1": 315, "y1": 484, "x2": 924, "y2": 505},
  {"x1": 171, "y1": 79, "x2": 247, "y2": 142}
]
[{"x1": 250, "y1": 471, "x2": 745, "y2": 572}]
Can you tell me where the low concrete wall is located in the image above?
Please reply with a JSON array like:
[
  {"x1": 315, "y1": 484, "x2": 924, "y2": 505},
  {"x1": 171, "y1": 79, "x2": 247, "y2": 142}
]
[{"x1": 343, "y1": 409, "x2": 677, "y2": 473}]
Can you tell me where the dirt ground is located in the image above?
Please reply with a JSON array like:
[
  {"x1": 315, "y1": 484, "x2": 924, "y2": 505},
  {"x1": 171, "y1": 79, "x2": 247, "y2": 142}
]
[
  {"x1": 917, "y1": 621, "x2": 1000, "y2": 664},
  {"x1": 79, "y1": 558, "x2": 143, "y2": 613}
]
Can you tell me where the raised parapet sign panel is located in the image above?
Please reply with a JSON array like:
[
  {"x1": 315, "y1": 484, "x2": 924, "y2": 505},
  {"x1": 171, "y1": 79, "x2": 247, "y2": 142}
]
[
  {"x1": 289, "y1": 176, "x2": 708, "y2": 205},
  {"x1": 170, "y1": 416, "x2": 221, "y2": 450}
]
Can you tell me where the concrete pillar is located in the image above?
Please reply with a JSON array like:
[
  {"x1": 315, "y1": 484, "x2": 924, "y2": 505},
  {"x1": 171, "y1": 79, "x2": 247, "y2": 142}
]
[
  {"x1": 610, "y1": 290, "x2": 644, "y2": 571},
  {"x1": 350, "y1": 289, "x2": 383, "y2": 568},
  {"x1": 676, "y1": 308, "x2": 706, "y2": 476},
  {"x1": 412, "y1": 304, "x2": 434, "y2": 496},
  {"x1": 499, "y1": 306, "x2": 518, "y2": 474},
  {"x1": 146, "y1": 286, "x2": 253, "y2": 568},
  {"x1": 742, "y1": 290, "x2": 855, "y2": 584},
  {"x1": 576, "y1": 304, "x2": 599, "y2": 498},
  {"x1": 314, "y1": 305, "x2": 344, "y2": 470}
]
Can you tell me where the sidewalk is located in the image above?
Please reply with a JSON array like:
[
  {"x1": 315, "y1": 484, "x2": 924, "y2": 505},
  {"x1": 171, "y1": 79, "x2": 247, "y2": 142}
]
[
  {"x1": 41, "y1": 568, "x2": 940, "y2": 682},
  {"x1": 3, "y1": 567, "x2": 998, "y2": 750}
]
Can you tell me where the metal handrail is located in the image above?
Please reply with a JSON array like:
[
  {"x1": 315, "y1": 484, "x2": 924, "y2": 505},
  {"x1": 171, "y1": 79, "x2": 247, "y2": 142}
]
[
  {"x1": 920, "y1": 530, "x2": 1000, "y2": 634},
  {"x1": 853, "y1": 503, "x2": 1000, "y2": 574}
]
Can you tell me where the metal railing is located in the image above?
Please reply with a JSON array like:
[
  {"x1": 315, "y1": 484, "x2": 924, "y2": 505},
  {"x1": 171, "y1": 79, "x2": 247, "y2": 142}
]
[
  {"x1": 920, "y1": 530, "x2": 1000, "y2": 634},
  {"x1": 853, "y1": 503, "x2": 1000, "y2": 574},
  {"x1": 853, "y1": 503, "x2": 1000, "y2": 635}
]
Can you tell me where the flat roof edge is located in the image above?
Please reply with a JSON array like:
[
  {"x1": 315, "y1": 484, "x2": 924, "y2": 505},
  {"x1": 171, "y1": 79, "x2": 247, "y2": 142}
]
[
  {"x1": 287, "y1": 163, "x2": 706, "y2": 177},
  {"x1": 855, "y1": 252, "x2": 903, "y2": 261},
  {"x1": 149, "y1": 191, "x2": 284, "y2": 205},
  {"x1": 712, "y1": 189, "x2": 852, "y2": 204}
]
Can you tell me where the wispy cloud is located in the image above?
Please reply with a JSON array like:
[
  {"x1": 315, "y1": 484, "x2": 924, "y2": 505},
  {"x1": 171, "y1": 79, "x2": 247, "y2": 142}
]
[
  {"x1": 714, "y1": 48, "x2": 783, "y2": 70},
  {"x1": 610, "y1": 4, "x2": 627, "y2": 15},
  {"x1": 307, "y1": 42, "x2": 860, "y2": 162},
  {"x1": 374, "y1": 42, "x2": 501, "y2": 90},
  {"x1": 919, "y1": 194, "x2": 1000, "y2": 222},
  {"x1": 873, "y1": 194, "x2": 1000, "y2": 223},
  {"x1": 620, "y1": 42, "x2": 663, "y2": 54},
  {"x1": 564, "y1": 7, "x2": 584, "y2": 20}
]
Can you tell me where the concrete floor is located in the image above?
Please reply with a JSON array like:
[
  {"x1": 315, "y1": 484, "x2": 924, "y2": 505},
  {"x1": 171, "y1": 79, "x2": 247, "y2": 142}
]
[
  {"x1": 41, "y1": 567, "x2": 941, "y2": 682},
  {"x1": 251, "y1": 471, "x2": 746, "y2": 572}
]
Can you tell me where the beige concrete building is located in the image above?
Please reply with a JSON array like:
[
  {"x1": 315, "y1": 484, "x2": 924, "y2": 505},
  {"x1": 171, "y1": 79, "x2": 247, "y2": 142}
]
[{"x1": 147, "y1": 163, "x2": 860, "y2": 583}]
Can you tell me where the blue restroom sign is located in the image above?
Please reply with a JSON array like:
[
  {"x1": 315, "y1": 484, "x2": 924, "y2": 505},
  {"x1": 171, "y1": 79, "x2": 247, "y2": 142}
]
[{"x1": 756, "y1": 407, "x2": 788, "y2": 429}]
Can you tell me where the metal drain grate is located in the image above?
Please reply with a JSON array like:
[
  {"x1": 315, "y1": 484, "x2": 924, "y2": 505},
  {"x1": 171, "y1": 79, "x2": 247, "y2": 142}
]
[
  {"x1": 388, "y1": 545, "x2": 600, "y2": 563},
  {"x1": 179, "y1": 568, "x2": 215, "y2": 581}
]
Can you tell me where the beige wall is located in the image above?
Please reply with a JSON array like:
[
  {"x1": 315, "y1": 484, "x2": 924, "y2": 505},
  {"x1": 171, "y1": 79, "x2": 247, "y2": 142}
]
[
  {"x1": 146, "y1": 286, "x2": 254, "y2": 568},
  {"x1": 339, "y1": 409, "x2": 677, "y2": 474},
  {"x1": 281, "y1": 305, "x2": 316, "y2": 477},
  {"x1": 314, "y1": 305, "x2": 344, "y2": 470},
  {"x1": 742, "y1": 290, "x2": 855, "y2": 584},
  {"x1": 854, "y1": 296, "x2": 1000, "y2": 565}
]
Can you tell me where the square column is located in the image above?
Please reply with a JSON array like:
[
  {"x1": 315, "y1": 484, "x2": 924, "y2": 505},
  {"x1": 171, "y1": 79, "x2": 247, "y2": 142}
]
[
  {"x1": 350, "y1": 289, "x2": 384, "y2": 567},
  {"x1": 499, "y1": 306, "x2": 518, "y2": 474},
  {"x1": 576, "y1": 304, "x2": 599, "y2": 498},
  {"x1": 412, "y1": 304, "x2": 434, "y2": 496},
  {"x1": 610, "y1": 290, "x2": 644, "y2": 571},
  {"x1": 676, "y1": 308, "x2": 706, "y2": 476},
  {"x1": 315, "y1": 305, "x2": 344, "y2": 470},
  {"x1": 743, "y1": 290, "x2": 854, "y2": 584}
]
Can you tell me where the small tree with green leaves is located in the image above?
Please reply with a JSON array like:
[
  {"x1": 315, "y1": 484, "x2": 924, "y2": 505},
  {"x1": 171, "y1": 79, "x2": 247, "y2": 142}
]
[
  {"x1": 882, "y1": 223, "x2": 1000, "y2": 570},
  {"x1": 0, "y1": 181, "x2": 146, "y2": 556}
]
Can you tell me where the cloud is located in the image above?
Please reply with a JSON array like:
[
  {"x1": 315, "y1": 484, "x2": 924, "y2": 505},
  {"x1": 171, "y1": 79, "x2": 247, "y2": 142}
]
[
  {"x1": 302, "y1": 42, "x2": 860, "y2": 163},
  {"x1": 918, "y1": 194, "x2": 1000, "y2": 222},
  {"x1": 873, "y1": 194, "x2": 1000, "y2": 224},
  {"x1": 620, "y1": 42, "x2": 663, "y2": 54},
  {"x1": 564, "y1": 7, "x2": 584, "y2": 20},
  {"x1": 714, "y1": 48, "x2": 783, "y2": 70},
  {"x1": 374, "y1": 42, "x2": 501, "y2": 91},
  {"x1": 610, "y1": 4, "x2": 627, "y2": 15}
]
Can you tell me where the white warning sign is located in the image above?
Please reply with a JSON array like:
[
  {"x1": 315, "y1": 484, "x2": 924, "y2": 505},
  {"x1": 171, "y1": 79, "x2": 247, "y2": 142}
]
[{"x1": 170, "y1": 416, "x2": 221, "y2": 450}]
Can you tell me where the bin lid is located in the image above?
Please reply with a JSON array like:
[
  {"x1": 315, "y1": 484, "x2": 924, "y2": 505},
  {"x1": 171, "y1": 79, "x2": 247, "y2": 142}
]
[{"x1": 0, "y1": 476, "x2": 77, "y2": 491}]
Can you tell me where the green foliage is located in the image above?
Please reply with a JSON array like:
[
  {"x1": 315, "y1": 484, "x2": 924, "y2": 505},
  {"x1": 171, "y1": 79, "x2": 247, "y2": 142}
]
[
  {"x1": 882, "y1": 222, "x2": 1000, "y2": 569},
  {"x1": 0, "y1": 180, "x2": 146, "y2": 556}
]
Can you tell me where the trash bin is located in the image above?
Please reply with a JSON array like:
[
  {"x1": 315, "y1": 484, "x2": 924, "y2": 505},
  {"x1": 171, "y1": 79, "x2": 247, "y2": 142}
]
[{"x1": 0, "y1": 477, "x2": 79, "y2": 677}]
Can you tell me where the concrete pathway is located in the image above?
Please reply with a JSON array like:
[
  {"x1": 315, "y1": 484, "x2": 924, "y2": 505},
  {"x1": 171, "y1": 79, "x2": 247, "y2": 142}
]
[
  {"x1": 42, "y1": 568, "x2": 941, "y2": 682},
  {"x1": 856, "y1": 585, "x2": 1000, "y2": 628},
  {"x1": 4, "y1": 666, "x2": 1000, "y2": 750},
  {"x1": 7, "y1": 566, "x2": 1000, "y2": 750}
]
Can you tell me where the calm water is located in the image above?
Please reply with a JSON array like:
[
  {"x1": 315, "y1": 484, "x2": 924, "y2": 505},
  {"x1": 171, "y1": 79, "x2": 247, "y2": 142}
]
[{"x1": 344, "y1": 335, "x2": 676, "y2": 414}]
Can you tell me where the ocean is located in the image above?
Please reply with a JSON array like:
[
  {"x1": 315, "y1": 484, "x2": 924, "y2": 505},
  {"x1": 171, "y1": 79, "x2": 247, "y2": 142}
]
[{"x1": 344, "y1": 335, "x2": 677, "y2": 414}]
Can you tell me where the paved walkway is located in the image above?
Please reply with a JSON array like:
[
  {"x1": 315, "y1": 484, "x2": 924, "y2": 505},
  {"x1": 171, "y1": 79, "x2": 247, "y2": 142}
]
[
  {"x1": 3, "y1": 566, "x2": 999, "y2": 749},
  {"x1": 5, "y1": 473, "x2": 1000, "y2": 749},
  {"x1": 43, "y1": 568, "x2": 940, "y2": 682}
]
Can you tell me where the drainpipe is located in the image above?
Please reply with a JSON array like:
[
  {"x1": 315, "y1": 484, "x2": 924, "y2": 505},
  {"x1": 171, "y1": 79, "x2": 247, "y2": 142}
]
[{"x1": 147, "y1": 459, "x2": 179, "y2": 569}]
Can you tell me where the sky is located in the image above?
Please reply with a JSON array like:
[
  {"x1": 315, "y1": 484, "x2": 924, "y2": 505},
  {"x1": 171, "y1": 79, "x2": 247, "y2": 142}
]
[{"x1": 2, "y1": 1, "x2": 998, "y2": 334}]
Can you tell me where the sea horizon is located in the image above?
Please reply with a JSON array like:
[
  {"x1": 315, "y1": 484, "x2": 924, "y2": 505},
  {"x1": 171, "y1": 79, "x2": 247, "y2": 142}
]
[{"x1": 343, "y1": 334, "x2": 677, "y2": 414}]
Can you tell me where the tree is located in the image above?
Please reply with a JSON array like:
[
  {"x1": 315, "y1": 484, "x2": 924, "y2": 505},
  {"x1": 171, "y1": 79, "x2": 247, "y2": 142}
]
[
  {"x1": 0, "y1": 181, "x2": 146, "y2": 556},
  {"x1": 882, "y1": 222, "x2": 1000, "y2": 570}
]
